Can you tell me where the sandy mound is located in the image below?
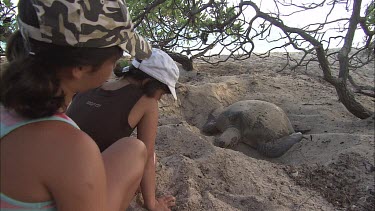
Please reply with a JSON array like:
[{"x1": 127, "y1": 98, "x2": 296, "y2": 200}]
[{"x1": 128, "y1": 53, "x2": 374, "y2": 211}]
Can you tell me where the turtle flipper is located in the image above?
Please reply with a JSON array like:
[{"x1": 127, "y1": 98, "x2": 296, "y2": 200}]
[
  {"x1": 202, "y1": 110, "x2": 219, "y2": 134},
  {"x1": 257, "y1": 132, "x2": 303, "y2": 158},
  {"x1": 215, "y1": 127, "x2": 241, "y2": 148}
]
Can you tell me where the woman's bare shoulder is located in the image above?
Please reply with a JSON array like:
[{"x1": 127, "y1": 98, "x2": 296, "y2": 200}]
[
  {"x1": 3, "y1": 120, "x2": 102, "y2": 168},
  {"x1": 39, "y1": 120, "x2": 100, "y2": 159},
  {"x1": 34, "y1": 121, "x2": 106, "y2": 209},
  {"x1": 1, "y1": 120, "x2": 104, "y2": 200},
  {"x1": 31, "y1": 121, "x2": 104, "y2": 183},
  {"x1": 28, "y1": 120, "x2": 98, "y2": 148}
]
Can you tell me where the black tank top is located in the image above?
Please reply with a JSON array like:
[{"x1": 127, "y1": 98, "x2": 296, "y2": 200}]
[{"x1": 66, "y1": 84, "x2": 144, "y2": 152}]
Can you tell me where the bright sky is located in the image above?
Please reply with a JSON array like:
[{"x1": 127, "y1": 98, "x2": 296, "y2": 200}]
[{"x1": 221, "y1": 0, "x2": 373, "y2": 53}]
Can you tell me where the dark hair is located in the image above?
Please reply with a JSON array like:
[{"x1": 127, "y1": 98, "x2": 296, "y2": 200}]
[
  {"x1": 114, "y1": 64, "x2": 170, "y2": 98},
  {"x1": 5, "y1": 30, "x2": 28, "y2": 62},
  {"x1": 1, "y1": 2, "x2": 123, "y2": 118}
]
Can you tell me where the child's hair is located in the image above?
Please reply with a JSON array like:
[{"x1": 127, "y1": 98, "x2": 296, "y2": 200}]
[
  {"x1": 1, "y1": 3, "x2": 123, "y2": 118},
  {"x1": 114, "y1": 64, "x2": 171, "y2": 98}
]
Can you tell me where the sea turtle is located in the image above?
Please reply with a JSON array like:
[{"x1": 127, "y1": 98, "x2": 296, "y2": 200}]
[{"x1": 202, "y1": 100, "x2": 303, "y2": 158}]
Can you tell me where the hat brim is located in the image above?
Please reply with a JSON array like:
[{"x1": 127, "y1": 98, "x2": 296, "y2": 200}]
[
  {"x1": 168, "y1": 85, "x2": 177, "y2": 100},
  {"x1": 118, "y1": 34, "x2": 152, "y2": 60}
]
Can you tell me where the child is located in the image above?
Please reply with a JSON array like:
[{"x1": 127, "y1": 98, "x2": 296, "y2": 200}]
[
  {"x1": 0, "y1": 0, "x2": 159, "y2": 210},
  {"x1": 67, "y1": 48, "x2": 179, "y2": 210}
]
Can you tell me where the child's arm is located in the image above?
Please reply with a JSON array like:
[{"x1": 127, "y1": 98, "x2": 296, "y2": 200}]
[{"x1": 137, "y1": 98, "x2": 159, "y2": 210}]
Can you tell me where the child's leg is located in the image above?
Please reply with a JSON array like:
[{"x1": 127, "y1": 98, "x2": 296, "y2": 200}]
[{"x1": 102, "y1": 137, "x2": 147, "y2": 211}]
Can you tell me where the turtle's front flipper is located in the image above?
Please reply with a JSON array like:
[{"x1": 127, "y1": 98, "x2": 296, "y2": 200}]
[
  {"x1": 202, "y1": 111, "x2": 219, "y2": 135},
  {"x1": 215, "y1": 127, "x2": 241, "y2": 148},
  {"x1": 257, "y1": 132, "x2": 303, "y2": 158}
]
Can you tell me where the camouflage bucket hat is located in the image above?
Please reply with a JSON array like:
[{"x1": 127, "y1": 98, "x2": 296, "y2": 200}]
[{"x1": 18, "y1": 0, "x2": 151, "y2": 59}]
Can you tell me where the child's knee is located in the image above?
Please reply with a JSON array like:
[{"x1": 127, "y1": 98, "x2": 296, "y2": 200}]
[{"x1": 118, "y1": 137, "x2": 147, "y2": 161}]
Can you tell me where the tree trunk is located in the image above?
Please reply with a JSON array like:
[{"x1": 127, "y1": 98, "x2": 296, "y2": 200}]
[
  {"x1": 166, "y1": 51, "x2": 194, "y2": 71},
  {"x1": 334, "y1": 79, "x2": 372, "y2": 119},
  {"x1": 315, "y1": 46, "x2": 373, "y2": 119}
]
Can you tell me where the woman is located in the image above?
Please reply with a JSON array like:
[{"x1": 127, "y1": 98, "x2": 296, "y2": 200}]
[
  {"x1": 67, "y1": 48, "x2": 179, "y2": 211},
  {"x1": 0, "y1": 0, "x2": 159, "y2": 210}
]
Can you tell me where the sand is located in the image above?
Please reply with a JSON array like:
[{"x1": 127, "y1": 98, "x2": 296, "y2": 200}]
[{"x1": 128, "y1": 52, "x2": 374, "y2": 211}]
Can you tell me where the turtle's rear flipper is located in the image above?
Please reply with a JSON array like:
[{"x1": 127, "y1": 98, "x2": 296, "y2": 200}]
[{"x1": 257, "y1": 132, "x2": 303, "y2": 158}]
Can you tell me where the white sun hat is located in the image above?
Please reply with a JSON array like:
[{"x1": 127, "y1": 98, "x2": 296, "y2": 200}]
[{"x1": 132, "y1": 48, "x2": 180, "y2": 100}]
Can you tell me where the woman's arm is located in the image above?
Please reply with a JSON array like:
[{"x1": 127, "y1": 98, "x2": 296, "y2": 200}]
[{"x1": 42, "y1": 124, "x2": 107, "y2": 211}]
